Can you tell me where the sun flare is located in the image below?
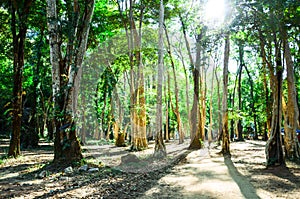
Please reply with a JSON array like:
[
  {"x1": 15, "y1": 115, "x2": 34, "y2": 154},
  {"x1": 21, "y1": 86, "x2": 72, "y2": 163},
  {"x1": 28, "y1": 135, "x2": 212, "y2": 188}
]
[{"x1": 204, "y1": 0, "x2": 226, "y2": 25}]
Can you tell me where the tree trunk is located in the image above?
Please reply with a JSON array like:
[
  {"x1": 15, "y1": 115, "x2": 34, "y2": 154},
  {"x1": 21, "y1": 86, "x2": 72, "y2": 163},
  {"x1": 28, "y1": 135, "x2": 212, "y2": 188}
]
[
  {"x1": 262, "y1": 61, "x2": 271, "y2": 140},
  {"x1": 174, "y1": 45, "x2": 190, "y2": 138},
  {"x1": 265, "y1": 42, "x2": 284, "y2": 166},
  {"x1": 46, "y1": 0, "x2": 94, "y2": 163},
  {"x1": 283, "y1": 32, "x2": 300, "y2": 159},
  {"x1": 208, "y1": 58, "x2": 215, "y2": 146},
  {"x1": 80, "y1": 94, "x2": 86, "y2": 145},
  {"x1": 164, "y1": 26, "x2": 184, "y2": 144},
  {"x1": 189, "y1": 34, "x2": 202, "y2": 150},
  {"x1": 200, "y1": 55, "x2": 207, "y2": 143},
  {"x1": 128, "y1": 0, "x2": 147, "y2": 151},
  {"x1": 237, "y1": 43, "x2": 244, "y2": 141},
  {"x1": 22, "y1": 26, "x2": 45, "y2": 148},
  {"x1": 215, "y1": 67, "x2": 222, "y2": 144},
  {"x1": 164, "y1": 71, "x2": 170, "y2": 142},
  {"x1": 221, "y1": 33, "x2": 230, "y2": 156},
  {"x1": 154, "y1": 0, "x2": 166, "y2": 158},
  {"x1": 8, "y1": 0, "x2": 33, "y2": 158},
  {"x1": 114, "y1": 88, "x2": 126, "y2": 147},
  {"x1": 244, "y1": 65, "x2": 258, "y2": 139}
]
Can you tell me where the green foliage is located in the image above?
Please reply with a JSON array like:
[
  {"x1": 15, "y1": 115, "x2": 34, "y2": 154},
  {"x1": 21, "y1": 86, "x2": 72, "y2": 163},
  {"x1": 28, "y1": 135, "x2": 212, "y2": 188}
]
[{"x1": 89, "y1": 0, "x2": 121, "y2": 47}]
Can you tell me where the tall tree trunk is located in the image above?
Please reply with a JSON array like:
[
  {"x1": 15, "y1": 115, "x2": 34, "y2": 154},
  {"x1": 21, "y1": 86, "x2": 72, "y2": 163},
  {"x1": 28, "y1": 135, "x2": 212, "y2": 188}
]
[
  {"x1": 80, "y1": 94, "x2": 86, "y2": 145},
  {"x1": 164, "y1": 72, "x2": 170, "y2": 142},
  {"x1": 164, "y1": 26, "x2": 184, "y2": 144},
  {"x1": 154, "y1": 0, "x2": 166, "y2": 158},
  {"x1": 215, "y1": 67, "x2": 222, "y2": 144},
  {"x1": 167, "y1": 72, "x2": 172, "y2": 139},
  {"x1": 208, "y1": 58, "x2": 215, "y2": 145},
  {"x1": 174, "y1": 46, "x2": 191, "y2": 137},
  {"x1": 8, "y1": 0, "x2": 33, "y2": 158},
  {"x1": 114, "y1": 88, "x2": 126, "y2": 147},
  {"x1": 200, "y1": 55, "x2": 207, "y2": 142},
  {"x1": 244, "y1": 65, "x2": 258, "y2": 139},
  {"x1": 179, "y1": 15, "x2": 196, "y2": 143},
  {"x1": 265, "y1": 41, "x2": 284, "y2": 166},
  {"x1": 262, "y1": 61, "x2": 271, "y2": 140},
  {"x1": 221, "y1": 33, "x2": 230, "y2": 156},
  {"x1": 189, "y1": 34, "x2": 202, "y2": 150},
  {"x1": 283, "y1": 32, "x2": 300, "y2": 159},
  {"x1": 236, "y1": 43, "x2": 244, "y2": 141},
  {"x1": 47, "y1": 0, "x2": 94, "y2": 162},
  {"x1": 128, "y1": 0, "x2": 147, "y2": 151}
]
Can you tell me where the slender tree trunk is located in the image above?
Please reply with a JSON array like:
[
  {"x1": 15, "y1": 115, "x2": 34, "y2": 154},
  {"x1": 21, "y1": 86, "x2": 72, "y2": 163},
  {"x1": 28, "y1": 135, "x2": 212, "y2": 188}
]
[
  {"x1": 8, "y1": 0, "x2": 32, "y2": 158},
  {"x1": 208, "y1": 59, "x2": 215, "y2": 146},
  {"x1": 154, "y1": 0, "x2": 166, "y2": 158},
  {"x1": 262, "y1": 61, "x2": 271, "y2": 140},
  {"x1": 237, "y1": 44, "x2": 244, "y2": 141},
  {"x1": 164, "y1": 26, "x2": 184, "y2": 144},
  {"x1": 215, "y1": 68, "x2": 222, "y2": 144},
  {"x1": 164, "y1": 71, "x2": 170, "y2": 142},
  {"x1": 244, "y1": 65, "x2": 258, "y2": 139},
  {"x1": 221, "y1": 33, "x2": 230, "y2": 156},
  {"x1": 175, "y1": 46, "x2": 190, "y2": 137},
  {"x1": 167, "y1": 72, "x2": 172, "y2": 139},
  {"x1": 179, "y1": 15, "x2": 196, "y2": 143},
  {"x1": 200, "y1": 55, "x2": 207, "y2": 142},
  {"x1": 80, "y1": 95, "x2": 86, "y2": 145}
]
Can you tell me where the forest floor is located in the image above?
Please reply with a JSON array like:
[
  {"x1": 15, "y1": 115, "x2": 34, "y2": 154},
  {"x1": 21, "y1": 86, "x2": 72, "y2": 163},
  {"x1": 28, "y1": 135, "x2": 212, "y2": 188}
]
[{"x1": 0, "y1": 138, "x2": 300, "y2": 198}]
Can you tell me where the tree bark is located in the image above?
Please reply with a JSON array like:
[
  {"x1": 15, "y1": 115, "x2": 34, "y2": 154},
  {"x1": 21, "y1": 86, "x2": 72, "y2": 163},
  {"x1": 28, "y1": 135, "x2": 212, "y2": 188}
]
[
  {"x1": 282, "y1": 32, "x2": 300, "y2": 159},
  {"x1": 154, "y1": 0, "x2": 166, "y2": 158},
  {"x1": 8, "y1": 0, "x2": 33, "y2": 158},
  {"x1": 244, "y1": 65, "x2": 258, "y2": 139},
  {"x1": 200, "y1": 54, "x2": 207, "y2": 143},
  {"x1": 173, "y1": 44, "x2": 190, "y2": 138},
  {"x1": 47, "y1": 0, "x2": 94, "y2": 162},
  {"x1": 265, "y1": 40, "x2": 284, "y2": 166},
  {"x1": 189, "y1": 33, "x2": 202, "y2": 150},
  {"x1": 208, "y1": 58, "x2": 215, "y2": 145},
  {"x1": 215, "y1": 66, "x2": 222, "y2": 144},
  {"x1": 128, "y1": 0, "x2": 147, "y2": 151},
  {"x1": 221, "y1": 33, "x2": 230, "y2": 156},
  {"x1": 236, "y1": 43, "x2": 244, "y2": 141},
  {"x1": 164, "y1": 25, "x2": 184, "y2": 144}
]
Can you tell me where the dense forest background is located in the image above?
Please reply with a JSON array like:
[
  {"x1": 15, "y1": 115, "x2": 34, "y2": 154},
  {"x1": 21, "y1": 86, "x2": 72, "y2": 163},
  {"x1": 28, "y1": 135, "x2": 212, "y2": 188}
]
[{"x1": 0, "y1": 0, "x2": 300, "y2": 166}]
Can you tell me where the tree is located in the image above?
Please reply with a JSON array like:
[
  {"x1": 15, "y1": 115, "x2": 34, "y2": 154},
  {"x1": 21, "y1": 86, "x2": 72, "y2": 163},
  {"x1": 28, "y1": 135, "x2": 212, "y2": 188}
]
[
  {"x1": 188, "y1": 31, "x2": 202, "y2": 150},
  {"x1": 8, "y1": 0, "x2": 33, "y2": 158},
  {"x1": 208, "y1": 57, "x2": 215, "y2": 145},
  {"x1": 164, "y1": 26, "x2": 184, "y2": 144},
  {"x1": 282, "y1": 30, "x2": 300, "y2": 159},
  {"x1": 221, "y1": 33, "x2": 230, "y2": 156},
  {"x1": 46, "y1": 0, "x2": 95, "y2": 162},
  {"x1": 125, "y1": 0, "x2": 148, "y2": 151},
  {"x1": 154, "y1": 0, "x2": 166, "y2": 158}
]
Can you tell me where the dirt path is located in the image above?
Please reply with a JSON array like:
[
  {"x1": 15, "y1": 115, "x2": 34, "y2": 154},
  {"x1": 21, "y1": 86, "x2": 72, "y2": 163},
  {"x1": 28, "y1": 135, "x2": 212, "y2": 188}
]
[
  {"x1": 142, "y1": 144, "x2": 259, "y2": 199},
  {"x1": 1, "y1": 139, "x2": 300, "y2": 198}
]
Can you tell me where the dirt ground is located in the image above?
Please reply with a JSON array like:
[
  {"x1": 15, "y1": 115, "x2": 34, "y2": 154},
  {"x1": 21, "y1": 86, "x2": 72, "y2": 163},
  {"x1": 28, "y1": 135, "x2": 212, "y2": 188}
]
[{"x1": 0, "y1": 139, "x2": 300, "y2": 198}]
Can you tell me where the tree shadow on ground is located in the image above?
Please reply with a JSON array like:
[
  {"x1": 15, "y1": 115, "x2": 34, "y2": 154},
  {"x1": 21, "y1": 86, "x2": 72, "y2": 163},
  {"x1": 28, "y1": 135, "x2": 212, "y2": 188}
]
[
  {"x1": 0, "y1": 139, "x2": 192, "y2": 199},
  {"x1": 252, "y1": 165, "x2": 300, "y2": 185},
  {"x1": 29, "y1": 149, "x2": 192, "y2": 199},
  {"x1": 224, "y1": 156, "x2": 261, "y2": 199}
]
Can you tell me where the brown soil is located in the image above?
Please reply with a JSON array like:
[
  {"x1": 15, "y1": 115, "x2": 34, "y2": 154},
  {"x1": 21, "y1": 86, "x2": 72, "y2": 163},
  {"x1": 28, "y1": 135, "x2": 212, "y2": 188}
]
[{"x1": 0, "y1": 139, "x2": 299, "y2": 198}]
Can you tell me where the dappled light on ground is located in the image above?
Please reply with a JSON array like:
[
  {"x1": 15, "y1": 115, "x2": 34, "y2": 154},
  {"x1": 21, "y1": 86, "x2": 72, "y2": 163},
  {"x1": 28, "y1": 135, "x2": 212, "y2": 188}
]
[{"x1": 1, "y1": 139, "x2": 300, "y2": 198}]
